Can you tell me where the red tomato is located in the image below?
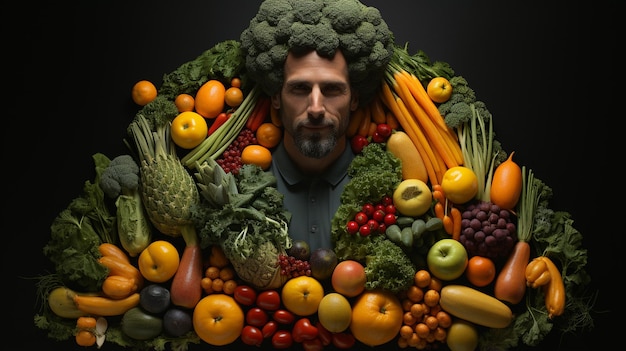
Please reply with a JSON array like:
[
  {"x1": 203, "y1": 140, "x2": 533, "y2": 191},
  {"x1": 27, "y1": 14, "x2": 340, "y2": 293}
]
[
  {"x1": 262, "y1": 320, "x2": 278, "y2": 339},
  {"x1": 246, "y1": 307, "x2": 269, "y2": 327},
  {"x1": 384, "y1": 213, "x2": 397, "y2": 226},
  {"x1": 315, "y1": 321, "x2": 332, "y2": 346},
  {"x1": 359, "y1": 224, "x2": 371, "y2": 236},
  {"x1": 353, "y1": 211, "x2": 368, "y2": 225},
  {"x1": 372, "y1": 209, "x2": 386, "y2": 222},
  {"x1": 292, "y1": 317, "x2": 318, "y2": 343},
  {"x1": 233, "y1": 285, "x2": 257, "y2": 306},
  {"x1": 272, "y1": 330, "x2": 293, "y2": 349},
  {"x1": 241, "y1": 325, "x2": 263, "y2": 346},
  {"x1": 381, "y1": 195, "x2": 393, "y2": 206},
  {"x1": 332, "y1": 332, "x2": 356, "y2": 349},
  {"x1": 346, "y1": 220, "x2": 360, "y2": 234},
  {"x1": 361, "y1": 203, "x2": 375, "y2": 217},
  {"x1": 376, "y1": 123, "x2": 392, "y2": 138},
  {"x1": 272, "y1": 309, "x2": 295, "y2": 325},
  {"x1": 302, "y1": 338, "x2": 324, "y2": 351},
  {"x1": 256, "y1": 290, "x2": 281, "y2": 311},
  {"x1": 350, "y1": 134, "x2": 369, "y2": 153}
]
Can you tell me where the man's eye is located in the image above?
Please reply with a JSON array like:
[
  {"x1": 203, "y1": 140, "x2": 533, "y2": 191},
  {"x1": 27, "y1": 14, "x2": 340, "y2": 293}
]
[{"x1": 323, "y1": 85, "x2": 344, "y2": 95}]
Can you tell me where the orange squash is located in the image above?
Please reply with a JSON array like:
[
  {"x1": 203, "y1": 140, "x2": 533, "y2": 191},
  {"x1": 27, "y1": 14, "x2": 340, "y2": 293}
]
[
  {"x1": 349, "y1": 289, "x2": 403, "y2": 346},
  {"x1": 490, "y1": 151, "x2": 523, "y2": 210}
]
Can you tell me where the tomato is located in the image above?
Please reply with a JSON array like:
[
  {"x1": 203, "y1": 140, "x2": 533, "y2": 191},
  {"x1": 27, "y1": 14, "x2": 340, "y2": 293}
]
[
  {"x1": 256, "y1": 290, "x2": 281, "y2": 311},
  {"x1": 353, "y1": 211, "x2": 368, "y2": 225},
  {"x1": 359, "y1": 224, "x2": 371, "y2": 236},
  {"x1": 170, "y1": 111, "x2": 209, "y2": 149},
  {"x1": 441, "y1": 166, "x2": 479, "y2": 204},
  {"x1": 240, "y1": 325, "x2": 263, "y2": 347},
  {"x1": 272, "y1": 309, "x2": 295, "y2": 325},
  {"x1": 346, "y1": 220, "x2": 359, "y2": 235},
  {"x1": 233, "y1": 285, "x2": 257, "y2": 306},
  {"x1": 292, "y1": 317, "x2": 318, "y2": 342},
  {"x1": 372, "y1": 209, "x2": 385, "y2": 222},
  {"x1": 331, "y1": 260, "x2": 367, "y2": 298},
  {"x1": 246, "y1": 307, "x2": 269, "y2": 327},
  {"x1": 350, "y1": 134, "x2": 369, "y2": 153},
  {"x1": 392, "y1": 179, "x2": 433, "y2": 217},
  {"x1": 376, "y1": 123, "x2": 392, "y2": 138},
  {"x1": 361, "y1": 203, "x2": 375, "y2": 217},
  {"x1": 302, "y1": 338, "x2": 324, "y2": 351},
  {"x1": 426, "y1": 76, "x2": 453, "y2": 103},
  {"x1": 384, "y1": 213, "x2": 396, "y2": 226},
  {"x1": 315, "y1": 321, "x2": 333, "y2": 346},
  {"x1": 262, "y1": 320, "x2": 278, "y2": 339},
  {"x1": 332, "y1": 332, "x2": 356, "y2": 349},
  {"x1": 271, "y1": 330, "x2": 293, "y2": 349}
]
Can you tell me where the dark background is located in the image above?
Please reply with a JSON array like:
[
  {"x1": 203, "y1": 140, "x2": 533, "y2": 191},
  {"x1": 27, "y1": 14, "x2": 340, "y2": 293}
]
[{"x1": 11, "y1": 1, "x2": 617, "y2": 350}]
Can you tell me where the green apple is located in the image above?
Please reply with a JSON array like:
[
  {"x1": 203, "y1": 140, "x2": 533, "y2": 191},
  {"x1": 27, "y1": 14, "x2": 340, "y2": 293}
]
[{"x1": 426, "y1": 239, "x2": 468, "y2": 280}]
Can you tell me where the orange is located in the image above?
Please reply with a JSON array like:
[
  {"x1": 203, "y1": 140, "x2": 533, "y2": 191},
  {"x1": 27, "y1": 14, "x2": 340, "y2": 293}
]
[
  {"x1": 465, "y1": 255, "x2": 496, "y2": 287},
  {"x1": 175, "y1": 93, "x2": 195, "y2": 112},
  {"x1": 281, "y1": 276, "x2": 324, "y2": 316},
  {"x1": 241, "y1": 145, "x2": 272, "y2": 170},
  {"x1": 256, "y1": 122, "x2": 282, "y2": 149},
  {"x1": 350, "y1": 289, "x2": 403, "y2": 346},
  {"x1": 131, "y1": 80, "x2": 157, "y2": 106},
  {"x1": 224, "y1": 86, "x2": 244, "y2": 107},
  {"x1": 193, "y1": 294, "x2": 244, "y2": 346}
]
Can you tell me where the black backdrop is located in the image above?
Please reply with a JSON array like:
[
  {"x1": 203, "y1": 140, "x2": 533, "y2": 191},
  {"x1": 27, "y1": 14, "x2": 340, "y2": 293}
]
[{"x1": 12, "y1": 1, "x2": 617, "y2": 350}]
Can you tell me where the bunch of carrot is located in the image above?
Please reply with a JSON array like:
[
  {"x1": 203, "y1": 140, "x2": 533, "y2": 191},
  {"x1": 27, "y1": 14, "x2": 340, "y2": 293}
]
[
  {"x1": 380, "y1": 62, "x2": 463, "y2": 186},
  {"x1": 431, "y1": 184, "x2": 462, "y2": 240},
  {"x1": 347, "y1": 93, "x2": 399, "y2": 139}
]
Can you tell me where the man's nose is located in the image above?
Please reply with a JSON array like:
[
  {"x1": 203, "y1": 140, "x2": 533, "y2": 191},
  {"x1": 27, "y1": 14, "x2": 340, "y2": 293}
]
[{"x1": 307, "y1": 86, "x2": 325, "y2": 118}]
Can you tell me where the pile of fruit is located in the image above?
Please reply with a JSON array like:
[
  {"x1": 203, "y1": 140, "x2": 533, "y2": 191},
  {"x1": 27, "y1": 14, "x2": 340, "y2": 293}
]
[{"x1": 34, "y1": 41, "x2": 593, "y2": 351}]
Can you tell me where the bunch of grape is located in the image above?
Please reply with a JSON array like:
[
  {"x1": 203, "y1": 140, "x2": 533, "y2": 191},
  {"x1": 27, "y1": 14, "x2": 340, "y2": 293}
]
[
  {"x1": 458, "y1": 200, "x2": 517, "y2": 260},
  {"x1": 278, "y1": 254, "x2": 311, "y2": 278},
  {"x1": 216, "y1": 128, "x2": 257, "y2": 174}
]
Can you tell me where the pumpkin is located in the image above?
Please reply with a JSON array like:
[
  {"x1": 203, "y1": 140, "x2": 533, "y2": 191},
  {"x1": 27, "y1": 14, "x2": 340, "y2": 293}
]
[{"x1": 349, "y1": 289, "x2": 403, "y2": 346}]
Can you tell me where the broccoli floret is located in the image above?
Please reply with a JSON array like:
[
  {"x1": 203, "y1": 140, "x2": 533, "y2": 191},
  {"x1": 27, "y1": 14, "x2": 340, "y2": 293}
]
[
  {"x1": 240, "y1": 0, "x2": 395, "y2": 106},
  {"x1": 99, "y1": 155, "x2": 140, "y2": 199},
  {"x1": 439, "y1": 76, "x2": 480, "y2": 129}
]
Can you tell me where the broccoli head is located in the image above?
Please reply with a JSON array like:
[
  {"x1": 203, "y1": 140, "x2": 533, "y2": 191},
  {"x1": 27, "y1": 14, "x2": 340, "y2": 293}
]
[
  {"x1": 100, "y1": 155, "x2": 140, "y2": 198},
  {"x1": 240, "y1": 0, "x2": 395, "y2": 105}
]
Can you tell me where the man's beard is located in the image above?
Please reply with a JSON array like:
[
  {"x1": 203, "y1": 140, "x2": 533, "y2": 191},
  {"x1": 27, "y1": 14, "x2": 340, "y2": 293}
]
[{"x1": 294, "y1": 130, "x2": 338, "y2": 159}]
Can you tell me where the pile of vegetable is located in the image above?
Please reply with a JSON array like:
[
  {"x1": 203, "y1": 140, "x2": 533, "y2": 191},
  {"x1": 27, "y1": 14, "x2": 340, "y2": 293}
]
[{"x1": 32, "y1": 3, "x2": 596, "y2": 350}]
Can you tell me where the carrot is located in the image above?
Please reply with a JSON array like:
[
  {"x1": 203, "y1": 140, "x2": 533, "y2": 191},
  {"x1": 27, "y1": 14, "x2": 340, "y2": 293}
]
[
  {"x1": 385, "y1": 110, "x2": 400, "y2": 130},
  {"x1": 394, "y1": 96, "x2": 440, "y2": 185},
  {"x1": 450, "y1": 207, "x2": 462, "y2": 241},
  {"x1": 170, "y1": 228, "x2": 204, "y2": 309},
  {"x1": 370, "y1": 94, "x2": 387, "y2": 124},
  {"x1": 368, "y1": 121, "x2": 377, "y2": 137},
  {"x1": 357, "y1": 103, "x2": 372, "y2": 137},
  {"x1": 401, "y1": 70, "x2": 449, "y2": 132},
  {"x1": 245, "y1": 95, "x2": 270, "y2": 131},
  {"x1": 442, "y1": 214, "x2": 454, "y2": 235},
  {"x1": 493, "y1": 240, "x2": 530, "y2": 304},
  {"x1": 394, "y1": 71, "x2": 458, "y2": 169},
  {"x1": 347, "y1": 105, "x2": 366, "y2": 137},
  {"x1": 434, "y1": 202, "x2": 445, "y2": 220},
  {"x1": 432, "y1": 189, "x2": 446, "y2": 206}
]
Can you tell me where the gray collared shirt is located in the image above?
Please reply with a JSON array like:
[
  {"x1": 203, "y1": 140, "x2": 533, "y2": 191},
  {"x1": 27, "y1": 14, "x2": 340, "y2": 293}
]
[{"x1": 269, "y1": 142, "x2": 354, "y2": 252}]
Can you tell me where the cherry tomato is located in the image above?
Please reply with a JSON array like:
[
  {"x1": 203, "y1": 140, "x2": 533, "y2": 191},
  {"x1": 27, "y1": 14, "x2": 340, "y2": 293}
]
[
  {"x1": 346, "y1": 220, "x2": 360, "y2": 235},
  {"x1": 376, "y1": 123, "x2": 392, "y2": 138},
  {"x1": 292, "y1": 317, "x2": 318, "y2": 343},
  {"x1": 272, "y1": 309, "x2": 295, "y2": 325},
  {"x1": 374, "y1": 203, "x2": 385, "y2": 212},
  {"x1": 256, "y1": 290, "x2": 281, "y2": 311},
  {"x1": 384, "y1": 213, "x2": 397, "y2": 226},
  {"x1": 241, "y1": 325, "x2": 263, "y2": 347},
  {"x1": 315, "y1": 321, "x2": 333, "y2": 346},
  {"x1": 302, "y1": 338, "x2": 324, "y2": 351},
  {"x1": 350, "y1": 134, "x2": 369, "y2": 154},
  {"x1": 371, "y1": 131, "x2": 386, "y2": 143},
  {"x1": 354, "y1": 212, "x2": 368, "y2": 225},
  {"x1": 359, "y1": 224, "x2": 371, "y2": 236},
  {"x1": 381, "y1": 195, "x2": 393, "y2": 206},
  {"x1": 332, "y1": 332, "x2": 356, "y2": 349},
  {"x1": 361, "y1": 203, "x2": 375, "y2": 217},
  {"x1": 233, "y1": 285, "x2": 257, "y2": 306},
  {"x1": 372, "y1": 209, "x2": 386, "y2": 222},
  {"x1": 377, "y1": 222, "x2": 387, "y2": 234},
  {"x1": 246, "y1": 307, "x2": 269, "y2": 327},
  {"x1": 262, "y1": 320, "x2": 278, "y2": 339},
  {"x1": 271, "y1": 330, "x2": 293, "y2": 349},
  {"x1": 384, "y1": 204, "x2": 397, "y2": 214}
]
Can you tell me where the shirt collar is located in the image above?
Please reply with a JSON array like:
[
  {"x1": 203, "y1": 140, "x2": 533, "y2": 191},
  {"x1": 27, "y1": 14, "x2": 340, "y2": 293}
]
[{"x1": 271, "y1": 141, "x2": 354, "y2": 186}]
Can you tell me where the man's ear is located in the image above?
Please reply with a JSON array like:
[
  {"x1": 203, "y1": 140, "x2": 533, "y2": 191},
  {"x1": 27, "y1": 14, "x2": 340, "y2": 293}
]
[
  {"x1": 271, "y1": 94, "x2": 281, "y2": 109},
  {"x1": 350, "y1": 93, "x2": 359, "y2": 111}
]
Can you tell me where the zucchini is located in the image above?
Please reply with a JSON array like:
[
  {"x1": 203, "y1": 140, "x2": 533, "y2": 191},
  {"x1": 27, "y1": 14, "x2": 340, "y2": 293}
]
[{"x1": 439, "y1": 285, "x2": 513, "y2": 328}]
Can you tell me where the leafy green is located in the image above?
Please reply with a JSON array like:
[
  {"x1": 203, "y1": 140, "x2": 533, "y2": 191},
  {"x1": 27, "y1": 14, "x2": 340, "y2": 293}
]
[{"x1": 42, "y1": 153, "x2": 115, "y2": 292}]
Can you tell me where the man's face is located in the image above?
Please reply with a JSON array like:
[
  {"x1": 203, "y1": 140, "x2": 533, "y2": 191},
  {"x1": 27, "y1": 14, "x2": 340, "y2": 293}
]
[{"x1": 272, "y1": 50, "x2": 358, "y2": 159}]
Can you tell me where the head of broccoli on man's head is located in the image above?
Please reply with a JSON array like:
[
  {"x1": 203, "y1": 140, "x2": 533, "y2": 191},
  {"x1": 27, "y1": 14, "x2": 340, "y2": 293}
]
[{"x1": 240, "y1": 0, "x2": 395, "y2": 106}]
